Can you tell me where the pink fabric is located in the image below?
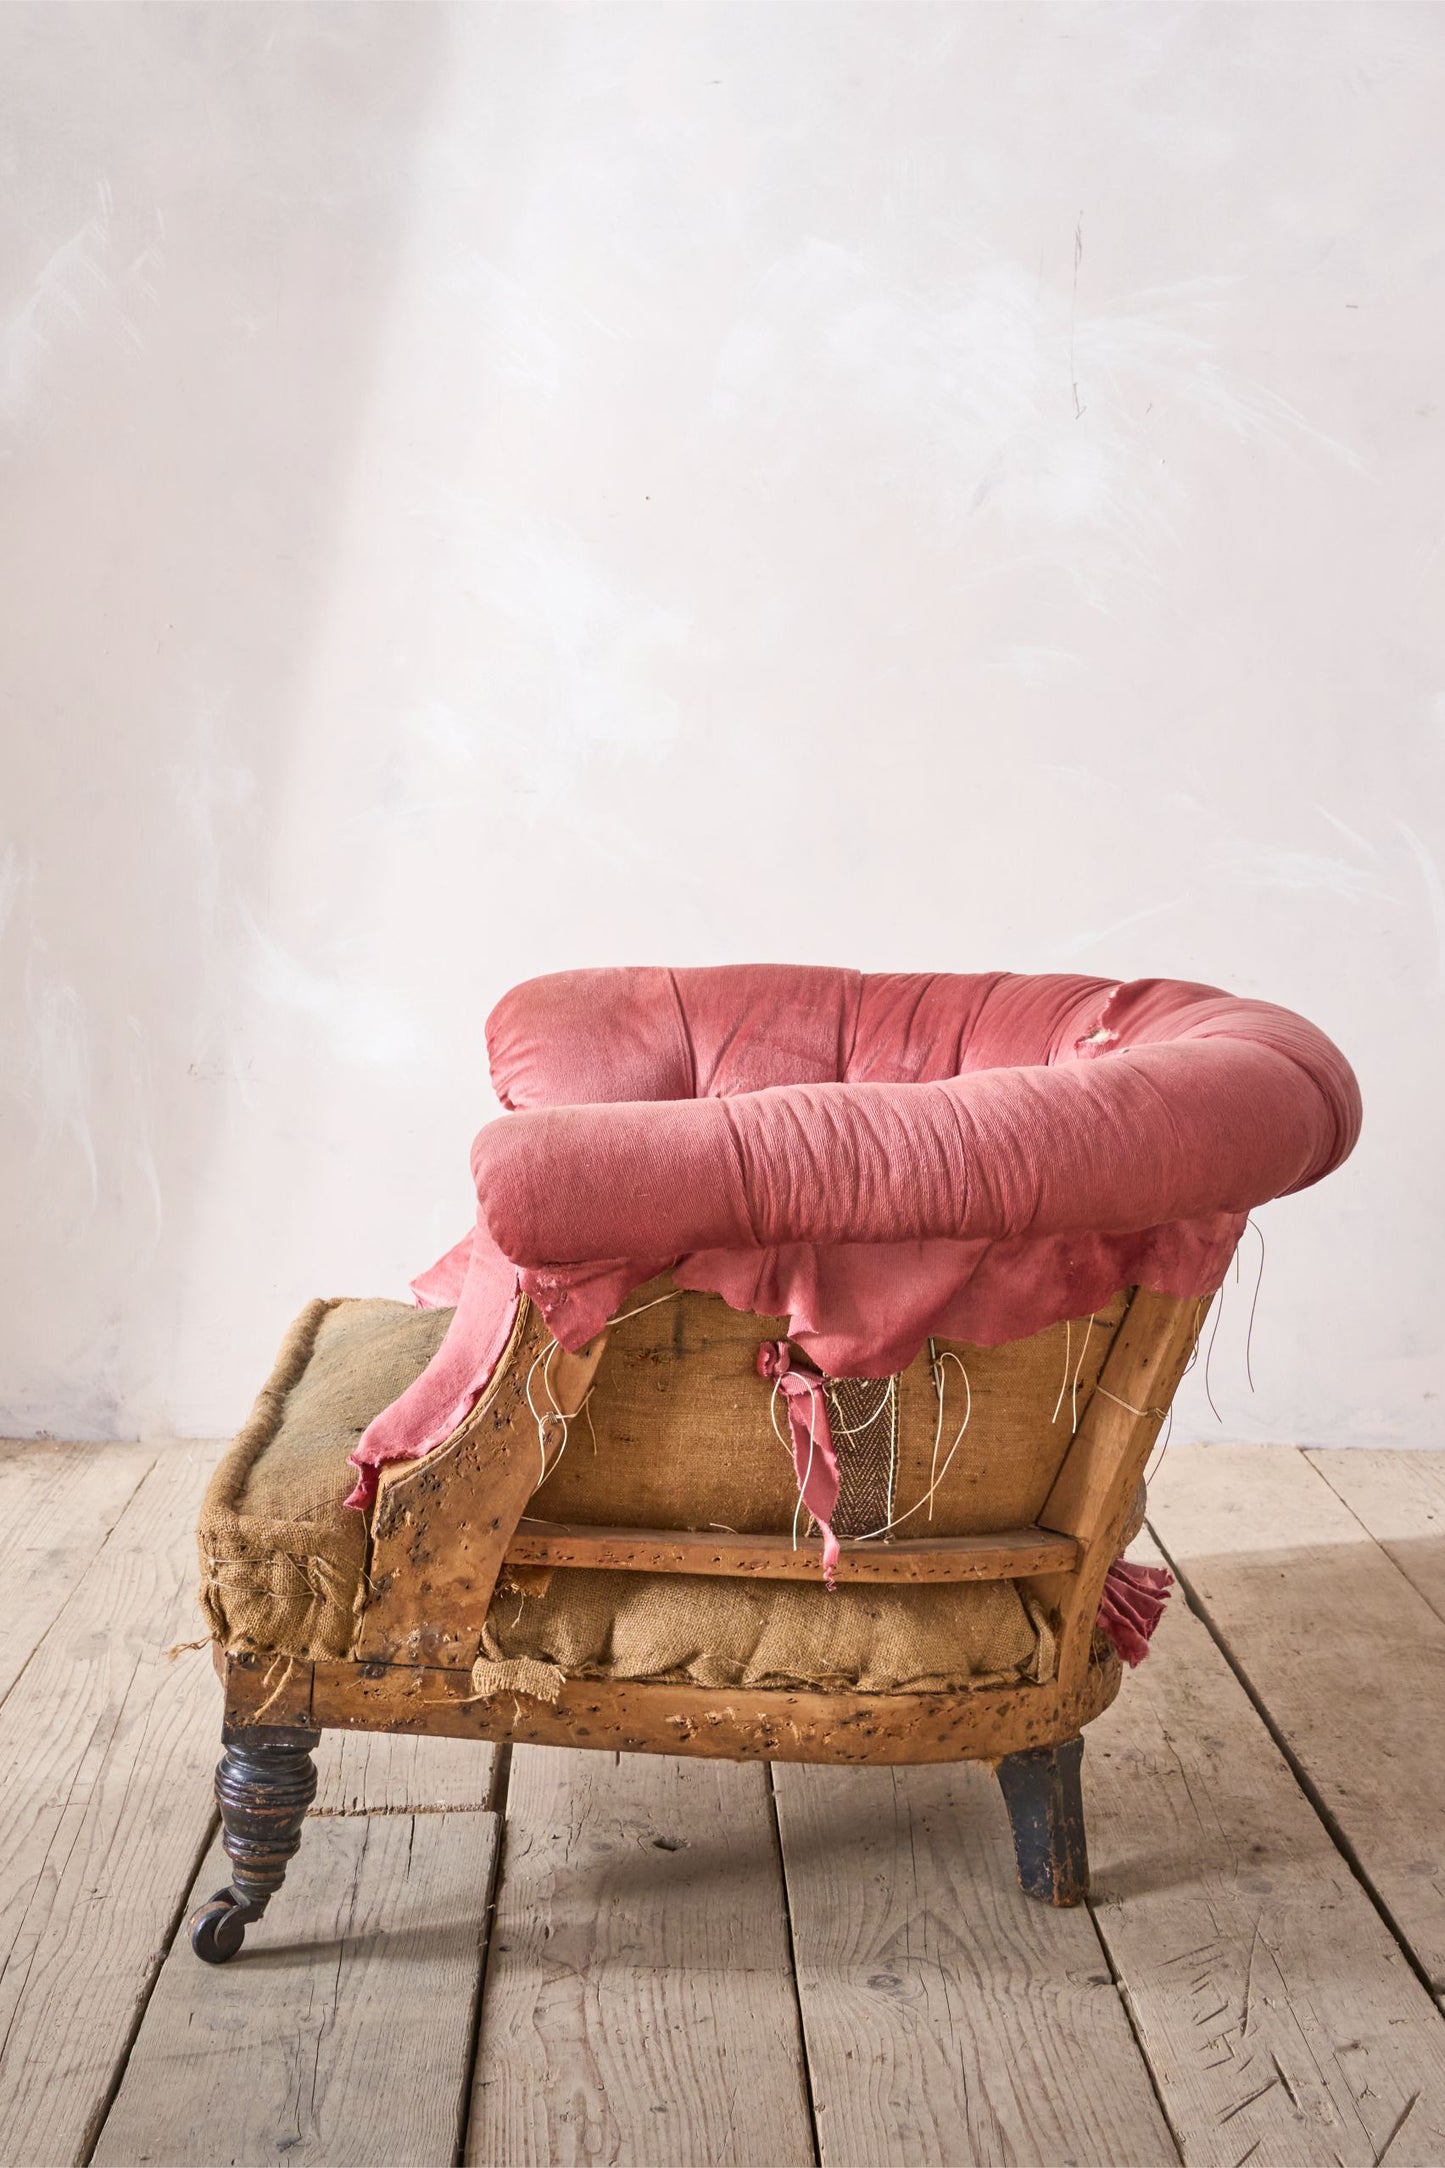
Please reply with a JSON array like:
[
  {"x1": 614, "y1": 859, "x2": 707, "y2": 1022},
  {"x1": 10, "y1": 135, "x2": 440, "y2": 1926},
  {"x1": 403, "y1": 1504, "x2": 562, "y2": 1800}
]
[
  {"x1": 344, "y1": 1222, "x2": 520, "y2": 1508},
  {"x1": 755, "y1": 1341, "x2": 842, "y2": 1586},
  {"x1": 1097, "y1": 1558, "x2": 1174, "y2": 1665},
  {"x1": 350, "y1": 965, "x2": 1360, "y2": 1491},
  {"x1": 409, "y1": 1233, "x2": 472, "y2": 1310},
  {"x1": 481, "y1": 967, "x2": 1359, "y2": 1366}
]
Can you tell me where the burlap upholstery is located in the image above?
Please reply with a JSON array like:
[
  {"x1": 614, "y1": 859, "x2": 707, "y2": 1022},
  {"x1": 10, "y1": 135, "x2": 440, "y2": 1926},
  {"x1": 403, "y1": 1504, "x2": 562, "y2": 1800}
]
[
  {"x1": 478, "y1": 1570, "x2": 1054, "y2": 1697},
  {"x1": 199, "y1": 1281, "x2": 1118, "y2": 1689},
  {"x1": 532, "y1": 1276, "x2": 1127, "y2": 1536},
  {"x1": 197, "y1": 1298, "x2": 451, "y2": 1659}
]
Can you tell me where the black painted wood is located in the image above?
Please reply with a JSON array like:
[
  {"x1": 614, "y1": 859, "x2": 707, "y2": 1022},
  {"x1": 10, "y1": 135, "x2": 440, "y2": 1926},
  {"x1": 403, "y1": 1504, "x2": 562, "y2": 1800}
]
[
  {"x1": 189, "y1": 1722, "x2": 321, "y2": 1962},
  {"x1": 995, "y1": 1734, "x2": 1089, "y2": 1906}
]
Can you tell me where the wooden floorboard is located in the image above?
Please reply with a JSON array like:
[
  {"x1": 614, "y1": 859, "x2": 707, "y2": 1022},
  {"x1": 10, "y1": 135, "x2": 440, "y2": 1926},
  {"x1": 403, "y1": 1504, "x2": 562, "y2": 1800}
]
[
  {"x1": 94, "y1": 1813, "x2": 499, "y2": 2168},
  {"x1": 467, "y1": 1746, "x2": 816, "y2": 2167},
  {"x1": 772, "y1": 1758, "x2": 1178, "y2": 2168},
  {"x1": 1305, "y1": 1447, "x2": 1445, "y2": 1626},
  {"x1": 0, "y1": 1442, "x2": 224, "y2": 2168},
  {"x1": 0, "y1": 1436, "x2": 155, "y2": 1710},
  {"x1": 1, "y1": 1437, "x2": 1442, "y2": 2167},
  {"x1": 1148, "y1": 1445, "x2": 1445, "y2": 1996},
  {"x1": 1088, "y1": 1534, "x2": 1445, "y2": 2166},
  {"x1": 311, "y1": 1726, "x2": 499, "y2": 1816}
]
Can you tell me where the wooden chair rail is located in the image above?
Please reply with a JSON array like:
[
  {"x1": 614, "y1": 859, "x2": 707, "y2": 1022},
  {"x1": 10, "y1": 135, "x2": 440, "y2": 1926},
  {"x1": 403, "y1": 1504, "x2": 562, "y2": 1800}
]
[
  {"x1": 504, "y1": 1518, "x2": 1080, "y2": 1583},
  {"x1": 223, "y1": 1649, "x2": 1123, "y2": 1766}
]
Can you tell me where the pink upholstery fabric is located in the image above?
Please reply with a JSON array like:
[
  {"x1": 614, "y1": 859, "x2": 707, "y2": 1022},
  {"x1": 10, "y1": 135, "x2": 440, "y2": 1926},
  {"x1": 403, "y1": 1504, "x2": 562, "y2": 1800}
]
[
  {"x1": 756, "y1": 1341, "x2": 842, "y2": 1586},
  {"x1": 1098, "y1": 1559, "x2": 1175, "y2": 1666},
  {"x1": 348, "y1": 966, "x2": 1359, "y2": 1494}
]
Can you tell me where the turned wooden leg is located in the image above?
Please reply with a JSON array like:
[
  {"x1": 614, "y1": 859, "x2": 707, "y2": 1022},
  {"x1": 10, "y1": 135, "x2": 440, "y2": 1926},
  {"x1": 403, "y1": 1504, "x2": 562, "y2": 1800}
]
[
  {"x1": 189, "y1": 1723, "x2": 320, "y2": 1962},
  {"x1": 995, "y1": 1734, "x2": 1089, "y2": 1906}
]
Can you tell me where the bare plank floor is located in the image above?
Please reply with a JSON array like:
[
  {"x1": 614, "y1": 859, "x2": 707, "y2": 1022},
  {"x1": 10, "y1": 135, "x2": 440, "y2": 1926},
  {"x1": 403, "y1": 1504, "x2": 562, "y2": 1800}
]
[
  {"x1": 1148, "y1": 1445, "x2": 1445, "y2": 1996},
  {"x1": 0, "y1": 1438, "x2": 1438, "y2": 2168},
  {"x1": 773, "y1": 1759, "x2": 1178, "y2": 2166}
]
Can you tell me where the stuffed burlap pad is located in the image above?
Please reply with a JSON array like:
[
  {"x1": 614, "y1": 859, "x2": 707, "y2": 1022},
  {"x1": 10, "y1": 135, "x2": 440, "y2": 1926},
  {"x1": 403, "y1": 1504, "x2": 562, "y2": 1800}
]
[
  {"x1": 480, "y1": 1569, "x2": 1054, "y2": 1695},
  {"x1": 197, "y1": 1297, "x2": 452, "y2": 1660},
  {"x1": 199, "y1": 1282, "x2": 1121, "y2": 1687}
]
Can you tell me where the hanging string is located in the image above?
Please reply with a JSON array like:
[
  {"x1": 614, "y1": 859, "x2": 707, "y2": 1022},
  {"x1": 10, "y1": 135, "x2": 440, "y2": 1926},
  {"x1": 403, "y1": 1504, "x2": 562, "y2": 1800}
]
[
  {"x1": 1145, "y1": 1293, "x2": 1208, "y2": 1486},
  {"x1": 791, "y1": 1387, "x2": 819, "y2": 1551},
  {"x1": 1243, "y1": 1216, "x2": 1266, "y2": 1393},
  {"x1": 523, "y1": 1337, "x2": 598, "y2": 1487},
  {"x1": 766, "y1": 1370, "x2": 821, "y2": 1550},
  {"x1": 1203, "y1": 1277, "x2": 1225, "y2": 1423},
  {"x1": 1051, "y1": 1317, "x2": 1073, "y2": 1424},
  {"x1": 828, "y1": 1380, "x2": 896, "y2": 1435},
  {"x1": 1094, "y1": 1386, "x2": 1169, "y2": 1419},
  {"x1": 848, "y1": 1349, "x2": 972, "y2": 1541},
  {"x1": 610, "y1": 1286, "x2": 686, "y2": 1327},
  {"x1": 1070, "y1": 1315, "x2": 1095, "y2": 1433}
]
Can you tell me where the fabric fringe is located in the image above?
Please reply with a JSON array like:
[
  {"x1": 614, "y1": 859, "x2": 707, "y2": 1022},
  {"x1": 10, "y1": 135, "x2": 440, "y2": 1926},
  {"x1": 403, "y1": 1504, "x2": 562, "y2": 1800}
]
[
  {"x1": 468, "y1": 1654, "x2": 567, "y2": 1704},
  {"x1": 1096, "y1": 1557, "x2": 1173, "y2": 1666}
]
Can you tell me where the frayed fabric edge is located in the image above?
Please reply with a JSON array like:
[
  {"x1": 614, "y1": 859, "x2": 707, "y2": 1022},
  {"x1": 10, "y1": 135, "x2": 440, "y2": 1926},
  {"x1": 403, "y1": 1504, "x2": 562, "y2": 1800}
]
[{"x1": 468, "y1": 1654, "x2": 566, "y2": 1705}]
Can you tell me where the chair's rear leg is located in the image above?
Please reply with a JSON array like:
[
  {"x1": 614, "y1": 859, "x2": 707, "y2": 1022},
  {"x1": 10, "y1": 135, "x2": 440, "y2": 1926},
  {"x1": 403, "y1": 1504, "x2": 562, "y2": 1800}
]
[
  {"x1": 190, "y1": 1723, "x2": 320, "y2": 1962},
  {"x1": 995, "y1": 1734, "x2": 1089, "y2": 1905}
]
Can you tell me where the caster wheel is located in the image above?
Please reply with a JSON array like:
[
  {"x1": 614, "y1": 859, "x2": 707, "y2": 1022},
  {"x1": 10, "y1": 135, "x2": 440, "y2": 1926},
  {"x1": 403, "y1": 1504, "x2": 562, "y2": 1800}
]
[{"x1": 189, "y1": 1887, "x2": 260, "y2": 1964}]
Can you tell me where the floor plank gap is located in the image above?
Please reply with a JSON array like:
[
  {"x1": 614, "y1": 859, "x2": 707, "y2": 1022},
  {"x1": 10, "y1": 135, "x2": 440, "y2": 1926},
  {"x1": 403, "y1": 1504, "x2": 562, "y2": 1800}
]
[
  {"x1": 76, "y1": 1807, "x2": 221, "y2": 2168},
  {"x1": 1084, "y1": 1894, "x2": 1190, "y2": 2166},
  {"x1": 767, "y1": 1760, "x2": 825, "y2": 2168},
  {"x1": 453, "y1": 1741, "x2": 513, "y2": 2168}
]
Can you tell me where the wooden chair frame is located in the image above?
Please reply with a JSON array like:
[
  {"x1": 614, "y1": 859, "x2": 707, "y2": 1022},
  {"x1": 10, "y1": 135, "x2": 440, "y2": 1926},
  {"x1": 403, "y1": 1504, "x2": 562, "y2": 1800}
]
[{"x1": 191, "y1": 1287, "x2": 1203, "y2": 1962}]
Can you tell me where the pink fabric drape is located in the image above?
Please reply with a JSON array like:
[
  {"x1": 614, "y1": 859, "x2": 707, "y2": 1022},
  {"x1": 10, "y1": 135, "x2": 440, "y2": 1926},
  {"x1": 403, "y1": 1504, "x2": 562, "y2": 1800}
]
[{"x1": 755, "y1": 1341, "x2": 842, "y2": 1587}]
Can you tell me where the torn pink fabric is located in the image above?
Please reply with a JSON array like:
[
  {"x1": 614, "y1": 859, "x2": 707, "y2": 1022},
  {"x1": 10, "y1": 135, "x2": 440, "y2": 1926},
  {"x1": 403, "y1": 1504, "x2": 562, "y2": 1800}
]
[
  {"x1": 349, "y1": 966, "x2": 1360, "y2": 1494},
  {"x1": 409, "y1": 1233, "x2": 472, "y2": 1310},
  {"x1": 1097, "y1": 1558, "x2": 1174, "y2": 1666},
  {"x1": 344, "y1": 1223, "x2": 520, "y2": 1509},
  {"x1": 755, "y1": 1341, "x2": 841, "y2": 1587}
]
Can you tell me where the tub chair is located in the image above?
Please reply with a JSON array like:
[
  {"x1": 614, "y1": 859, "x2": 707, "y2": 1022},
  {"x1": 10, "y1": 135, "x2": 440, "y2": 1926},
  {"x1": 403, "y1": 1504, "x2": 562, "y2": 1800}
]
[{"x1": 191, "y1": 966, "x2": 1359, "y2": 1961}]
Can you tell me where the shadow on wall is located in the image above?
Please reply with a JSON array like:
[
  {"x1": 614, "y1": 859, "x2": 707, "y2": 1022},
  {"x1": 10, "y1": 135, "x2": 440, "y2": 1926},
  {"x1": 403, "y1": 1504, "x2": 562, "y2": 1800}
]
[{"x1": 0, "y1": 4, "x2": 460, "y2": 1433}]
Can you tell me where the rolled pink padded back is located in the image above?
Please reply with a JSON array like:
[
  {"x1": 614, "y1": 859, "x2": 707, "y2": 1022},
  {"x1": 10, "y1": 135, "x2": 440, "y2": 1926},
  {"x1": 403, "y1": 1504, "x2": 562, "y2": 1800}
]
[
  {"x1": 489, "y1": 966, "x2": 1096, "y2": 1103},
  {"x1": 348, "y1": 965, "x2": 1360, "y2": 1501},
  {"x1": 478, "y1": 967, "x2": 1359, "y2": 1362}
]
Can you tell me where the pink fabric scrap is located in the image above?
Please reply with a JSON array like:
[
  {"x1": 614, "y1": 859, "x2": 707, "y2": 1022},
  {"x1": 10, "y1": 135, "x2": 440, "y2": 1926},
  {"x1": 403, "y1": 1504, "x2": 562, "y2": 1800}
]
[
  {"x1": 344, "y1": 1222, "x2": 520, "y2": 1509},
  {"x1": 755, "y1": 1341, "x2": 842, "y2": 1587},
  {"x1": 1096, "y1": 1557, "x2": 1174, "y2": 1666}
]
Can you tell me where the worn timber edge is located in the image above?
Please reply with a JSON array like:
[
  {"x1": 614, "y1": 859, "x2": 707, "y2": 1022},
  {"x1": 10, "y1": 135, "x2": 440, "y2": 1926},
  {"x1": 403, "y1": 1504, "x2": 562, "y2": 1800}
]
[
  {"x1": 223, "y1": 1649, "x2": 1122, "y2": 1765},
  {"x1": 353, "y1": 1298, "x2": 608, "y2": 1666},
  {"x1": 504, "y1": 1519, "x2": 1080, "y2": 1583},
  {"x1": 1024, "y1": 1287, "x2": 1207, "y2": 1697}
]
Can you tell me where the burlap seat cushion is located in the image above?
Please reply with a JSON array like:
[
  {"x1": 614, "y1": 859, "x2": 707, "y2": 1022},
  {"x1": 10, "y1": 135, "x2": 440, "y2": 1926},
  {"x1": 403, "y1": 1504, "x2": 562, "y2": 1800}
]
[
  {"x1": 198, "y1": 1297, "x2": 451, "y2": 1660},
  {"x1": 478, "y1": 1569, "x2": 1054, "y2": 1697},
  {"x1": 199, "y1": 1290, "x2": 1072, "y2": 1690}
]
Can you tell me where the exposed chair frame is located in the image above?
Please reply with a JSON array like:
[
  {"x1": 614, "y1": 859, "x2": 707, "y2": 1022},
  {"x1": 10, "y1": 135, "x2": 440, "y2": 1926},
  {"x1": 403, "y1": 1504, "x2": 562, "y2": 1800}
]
[{"x1": 194, "y1": 1284, "x2": 1202, "y2": 1961}]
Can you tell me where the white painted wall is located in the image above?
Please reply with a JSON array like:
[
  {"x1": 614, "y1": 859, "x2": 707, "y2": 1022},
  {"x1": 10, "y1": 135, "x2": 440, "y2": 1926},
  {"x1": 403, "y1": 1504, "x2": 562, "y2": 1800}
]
[{"x1": 3, "y1": 2, "x2": 1441, "y2": 1447}]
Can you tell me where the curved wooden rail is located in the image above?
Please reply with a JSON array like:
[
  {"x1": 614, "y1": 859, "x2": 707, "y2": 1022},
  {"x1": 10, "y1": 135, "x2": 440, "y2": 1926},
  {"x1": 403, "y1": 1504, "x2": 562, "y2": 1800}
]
[{"x1": 504, "y1": 1519, "x2": 1080, "y2": 1583}]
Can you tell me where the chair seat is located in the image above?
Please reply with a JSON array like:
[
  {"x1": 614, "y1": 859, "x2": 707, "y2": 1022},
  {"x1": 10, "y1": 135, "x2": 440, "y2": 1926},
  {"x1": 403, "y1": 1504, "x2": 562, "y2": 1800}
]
[{"x1": 199, "y1": 1290, "x2": 1087, "y2": 1691}]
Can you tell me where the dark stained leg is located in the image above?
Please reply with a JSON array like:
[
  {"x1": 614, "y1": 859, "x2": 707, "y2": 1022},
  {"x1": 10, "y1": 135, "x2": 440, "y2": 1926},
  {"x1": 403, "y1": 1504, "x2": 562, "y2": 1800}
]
[
  {"x1": 189, "y1": 1723, "x2": 321, "y2": 1962},
  {"x1": 995, "y1": 1734, "x2": 1089, "y2": 1906}
]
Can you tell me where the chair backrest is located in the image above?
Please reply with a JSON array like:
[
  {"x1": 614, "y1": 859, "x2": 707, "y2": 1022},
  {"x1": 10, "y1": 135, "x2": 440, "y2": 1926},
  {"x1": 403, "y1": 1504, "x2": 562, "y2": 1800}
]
[
  {"x1": 356, "y1": 1278, "x2": 1205, "y2": 1706},
  {"x1": 529, "y1": 1275, "x2": 1129, "y2": 1541}
]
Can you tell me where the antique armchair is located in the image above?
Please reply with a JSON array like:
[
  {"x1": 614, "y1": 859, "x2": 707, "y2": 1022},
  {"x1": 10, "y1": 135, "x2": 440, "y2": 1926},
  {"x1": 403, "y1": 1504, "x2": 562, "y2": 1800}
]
[{"x1": 190, "y1": 966, "x2": 1359, "y2": 1962}]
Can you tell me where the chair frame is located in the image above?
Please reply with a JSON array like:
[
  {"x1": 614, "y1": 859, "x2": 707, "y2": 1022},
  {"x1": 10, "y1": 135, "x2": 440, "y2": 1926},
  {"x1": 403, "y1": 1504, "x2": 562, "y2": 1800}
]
[{"x1": 190, "y1": 1286, "x2": 1202, "y2": 1961}]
